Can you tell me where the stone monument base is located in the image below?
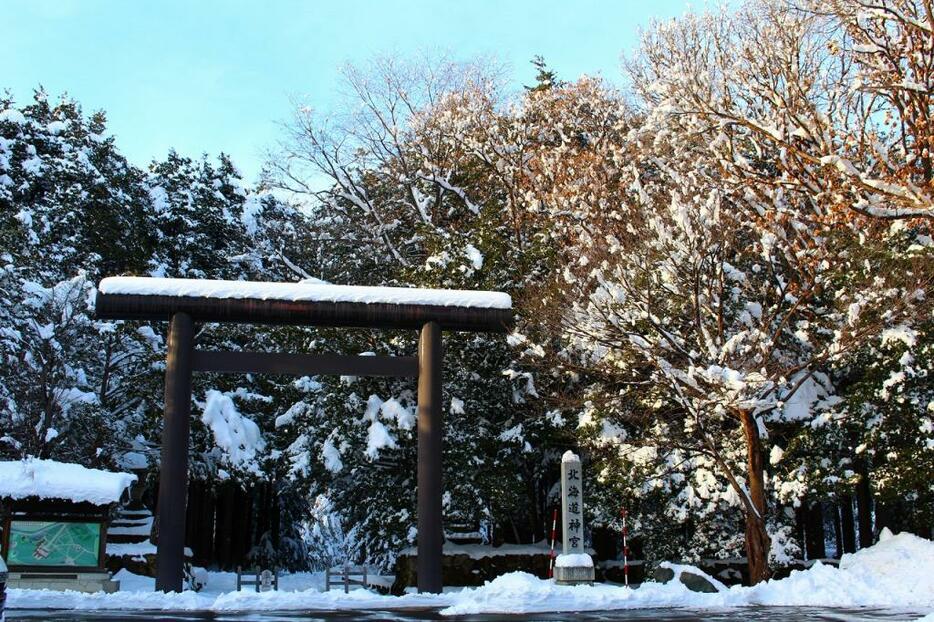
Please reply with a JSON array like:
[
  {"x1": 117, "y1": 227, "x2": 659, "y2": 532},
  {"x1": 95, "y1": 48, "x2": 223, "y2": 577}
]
[
  {"x1": 554, "y1": 553, "x2": 595, "y2": 585},
  {"x1": 554, "y1": 564, "x2": 595, "y2": 585}
]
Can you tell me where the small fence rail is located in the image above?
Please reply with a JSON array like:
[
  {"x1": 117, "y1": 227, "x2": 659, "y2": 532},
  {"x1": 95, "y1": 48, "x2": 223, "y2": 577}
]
[
  {"x1": 236, "y1": 566, "x2": 278, "y2": 592},
  {"x1": 325, "y1": 563, "x2": 368, "y2": 593}
]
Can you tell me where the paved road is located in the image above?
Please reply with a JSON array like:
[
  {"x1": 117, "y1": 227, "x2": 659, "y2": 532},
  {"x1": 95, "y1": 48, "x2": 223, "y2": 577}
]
[{"x1": 5, "y1": 608, "x2": 928, "y2": 621}]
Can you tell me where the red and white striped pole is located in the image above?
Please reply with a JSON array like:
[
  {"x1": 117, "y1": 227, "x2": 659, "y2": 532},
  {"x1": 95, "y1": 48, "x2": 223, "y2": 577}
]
[
  {"x1": 548, "y1": 506, "x2": 559, "y2": 578},
  {"x1": 620, "y1": 507, "x2": 630, "y2": 587}
]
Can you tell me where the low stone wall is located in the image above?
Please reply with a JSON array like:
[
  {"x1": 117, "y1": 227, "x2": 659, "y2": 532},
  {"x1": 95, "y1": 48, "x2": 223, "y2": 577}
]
[
  {"x1": 6, "y1": 571, "x2": 119, "y2": 593},
  {"x1": 695, "y1": 557, "x2": 840, "y2": 586},
  {"x1": 106, "y1": 552, "x2": 157, "y2": 577},
  {"x1": 601, "y1": 560, "x2": 647, "y2": 584},
  {"x1": 392, "y1": 551, "x2": 553, "y2": 593},
  {"x1": 105, "y1": 547, "x2": 196, "y2": 578},
  {"x1": 390, "y1": 542, "x2": 648, "y2": 593},
  {"x1": 390, "y1": 552, "x2": 839, "y2": 591}
]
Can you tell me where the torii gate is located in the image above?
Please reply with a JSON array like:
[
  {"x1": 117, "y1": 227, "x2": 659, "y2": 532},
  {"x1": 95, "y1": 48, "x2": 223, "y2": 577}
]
[{"x1": 95, "y1": 276, "x2": 512, "y2": 593}]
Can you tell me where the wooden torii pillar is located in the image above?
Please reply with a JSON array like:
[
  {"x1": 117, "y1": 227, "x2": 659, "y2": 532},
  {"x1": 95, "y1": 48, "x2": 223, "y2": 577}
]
[
  {"x1": 416, "y1": 321, "x2": 442, "y2": 592},
  {"x1": 160, "y1": 311, "x2": 194, "y2": 592},
  {"x1": 95, "y1": 277, "x2": 512, "y2": 594}
]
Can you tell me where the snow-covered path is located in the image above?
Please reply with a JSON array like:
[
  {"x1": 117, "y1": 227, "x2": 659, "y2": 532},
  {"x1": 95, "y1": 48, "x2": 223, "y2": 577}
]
[
  {"x1": 5, "y1": 532, "x2": 934, "y2": 618},
  {"x1": 4, "y1": 606, "x2": 931, "y2": 621}
]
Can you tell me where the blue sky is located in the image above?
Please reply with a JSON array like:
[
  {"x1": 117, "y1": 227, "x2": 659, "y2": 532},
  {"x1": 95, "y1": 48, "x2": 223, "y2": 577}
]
[{"x1": 2, "y1": 0, "x2": 692, "y2": 182}]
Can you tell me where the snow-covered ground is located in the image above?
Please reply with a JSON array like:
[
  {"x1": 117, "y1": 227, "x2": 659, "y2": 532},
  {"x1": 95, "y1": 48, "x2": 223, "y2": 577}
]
[{"x1": 6, "y1": 531, "x2": 933, "y2": 617}]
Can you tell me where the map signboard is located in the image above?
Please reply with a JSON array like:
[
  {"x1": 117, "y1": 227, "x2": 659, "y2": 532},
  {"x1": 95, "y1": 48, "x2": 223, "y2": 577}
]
[{"x1": 6, "y1": 520, "x2": 102, "y2": 567}]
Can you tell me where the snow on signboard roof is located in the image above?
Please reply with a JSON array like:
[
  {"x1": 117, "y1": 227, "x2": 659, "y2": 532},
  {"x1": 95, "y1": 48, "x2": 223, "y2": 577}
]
[
  {"x1": 0, "y1": 458, "x2": 137, "y2": 506},
  {"x1": 99, "y1": 277, "x2": 512, "y2": 310}
]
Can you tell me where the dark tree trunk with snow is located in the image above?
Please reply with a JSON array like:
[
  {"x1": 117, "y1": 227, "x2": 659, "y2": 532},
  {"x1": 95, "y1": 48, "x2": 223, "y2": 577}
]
[
  {"x1": 832, "y1": 503, "x2": 843, "y2": 558},
  {"x1": 805, "y1": 500, "x2": 826, "y2": 560},
  {"x1": 856, "y1": 469, "x2": 874, "y2": 549},
  {"x1": 740, "y1": 411, "x2": 771, "y2": 584},
  {"x1": 874, "y1": 500, "x2": 893, "y2": 537},
  {"x1": 840, "y1": 494, "x2": 856, "y2": 554}
]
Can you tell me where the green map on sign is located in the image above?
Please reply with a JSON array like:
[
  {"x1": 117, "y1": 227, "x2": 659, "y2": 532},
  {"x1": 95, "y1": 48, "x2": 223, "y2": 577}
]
[{"x1": 7, "y1": 520, "x2": 101, "y2": 567}]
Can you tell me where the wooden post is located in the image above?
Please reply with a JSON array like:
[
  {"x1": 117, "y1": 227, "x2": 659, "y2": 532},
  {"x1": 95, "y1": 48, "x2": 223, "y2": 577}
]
[
  {"x1": 417, "y1": 321, "x2": 443, "y2": 593},
  {"x1": 155, "y1": 312, "x2": 194, "y2": 593}
]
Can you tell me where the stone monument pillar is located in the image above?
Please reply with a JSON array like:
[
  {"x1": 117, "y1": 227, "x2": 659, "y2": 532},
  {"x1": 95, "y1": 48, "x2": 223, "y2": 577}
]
[{"x1": 554, "y1": 450, "x2": 595, "y2": 585}]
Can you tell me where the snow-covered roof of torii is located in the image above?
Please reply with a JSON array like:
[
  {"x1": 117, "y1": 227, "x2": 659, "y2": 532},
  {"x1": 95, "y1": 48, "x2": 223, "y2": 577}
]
[
  {"x1": 0, "y1": 458, "x2": 137, "y2": 506},
  {"x1": 96, "y1": 277, "x2": 513, "y2": 332},
  {"x1": 100, "y1": 276, "x2": 512, "y2": 308}
]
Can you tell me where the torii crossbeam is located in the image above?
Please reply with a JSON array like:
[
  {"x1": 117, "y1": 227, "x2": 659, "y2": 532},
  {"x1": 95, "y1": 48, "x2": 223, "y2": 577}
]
[{"x1": 95, "y1": 277, "x2": 512, "y2": 594}]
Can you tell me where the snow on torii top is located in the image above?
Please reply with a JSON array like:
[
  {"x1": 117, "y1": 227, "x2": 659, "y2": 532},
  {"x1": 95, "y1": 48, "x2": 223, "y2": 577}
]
[
  {"x1": 98, "y1": 277, "x2": 512, "y2": 309},
  {"x1": 0, "y1": 458, "x2": 137, "y2": 506},
  {"x1": 97, "y1": 276, "x2": 513, "y2": 332}
]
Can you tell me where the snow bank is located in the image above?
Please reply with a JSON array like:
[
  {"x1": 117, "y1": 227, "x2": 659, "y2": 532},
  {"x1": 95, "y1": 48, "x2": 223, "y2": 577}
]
[
  {"x1": 737, "y1": 529, "x2": 934, "y2": 608},
  {"x1": 439, "y1": 571, "x2": 726, "y2": 615},
  {"x1": 99, "y1": 276, "x2": 512, "y2": 309},
  {"x1": 6, "y1": 532, "x2": 934, "y2": 616},
  {"x1": 7, "y1": 570, "x2": 447, "y2": 613},
  {"x1": 0, "y1": 458, "x2": 136, "y2": 505},
  {"x1": 440, "y1": 533, "x2": 934, "y2": 614}
]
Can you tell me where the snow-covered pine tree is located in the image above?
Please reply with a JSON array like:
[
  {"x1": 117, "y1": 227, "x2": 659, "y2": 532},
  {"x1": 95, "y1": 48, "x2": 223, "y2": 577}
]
[
  {"x1": 147, "y1": 151, "x2": 250, "y2": 280},
  {"x1": 0, "y1": 91, "x2": 157, "y2": 467}
]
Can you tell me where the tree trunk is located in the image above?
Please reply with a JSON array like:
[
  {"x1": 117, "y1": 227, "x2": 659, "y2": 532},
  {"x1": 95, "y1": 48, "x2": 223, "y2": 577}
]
[
  {"x1": 805, "y1": 499, "x2": 826, "y2": 560},
  {"x1": 794, "y1": 504, "x2": 806, "y2": 554},
  {"x1": 840, "y1": 494, "x2": 856, "y2": 554},
  {"x1": 832, "y1": 502, "x2": 843, "y2": 558},
  {"x1": 272, "y1": 478, "x2": 281, "y2": 553},
  {"x1": 98, "y1": 334, "x2": 114, "y2": 408},
  {"x1": 740, "y1": 412, "x2": 771, "y2": 584},
  {"x1": 198, "y1": 484, "x2": 216, "y2": 567},
  {"x1": 524, "y1": 462, "x2": 541, "y2": 542},
  {"x1": 856, "y1": 469, "x2": 873, "y2": 548},
  {"x1": 217, "y1": 484, "x2": 234, "y2": 568},
  {"x1": 874, "y1": 498, "x2": 894, "y2": 537},
  {"x1": 185, "y1": 480, "x2": 200, "y2": 559}
]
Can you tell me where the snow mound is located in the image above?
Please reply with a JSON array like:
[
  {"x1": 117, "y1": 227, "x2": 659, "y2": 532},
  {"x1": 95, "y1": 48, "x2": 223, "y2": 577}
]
[
  {"x1": 440, "y1": 571, "x2": 724, "y2": 615},
  {"x1": 443, "y1": 532, "x2": 934, "y2": 614},
  {"x1": 0, "y1": 458, "x2": 136, "y2": 505},
  {"x1": 739, "y1": 530, "x2": 934, "y2": 608}
]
